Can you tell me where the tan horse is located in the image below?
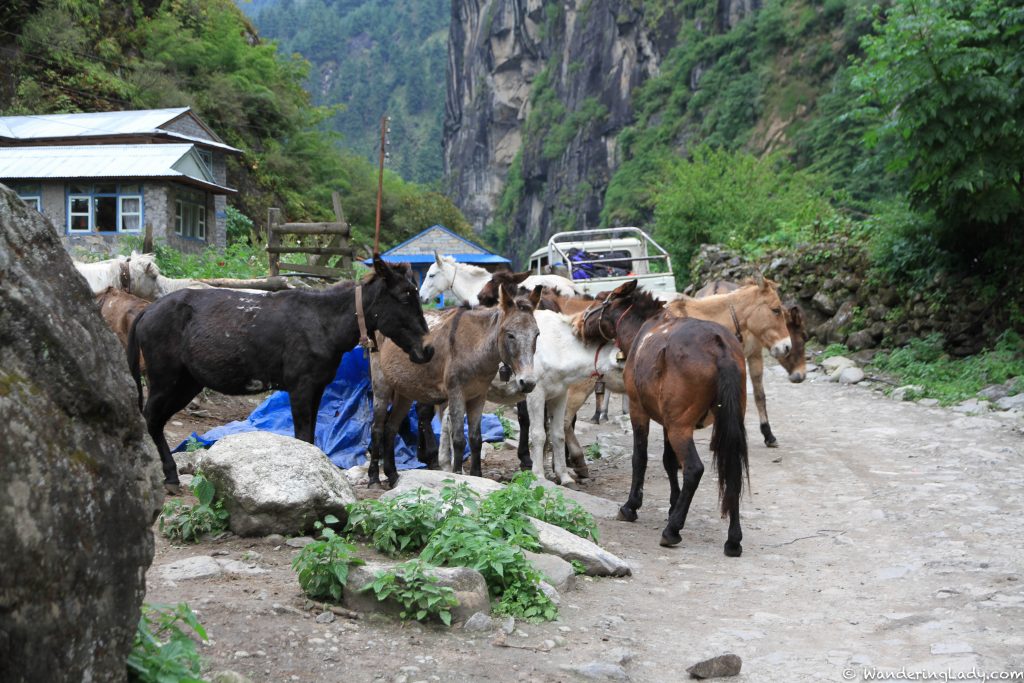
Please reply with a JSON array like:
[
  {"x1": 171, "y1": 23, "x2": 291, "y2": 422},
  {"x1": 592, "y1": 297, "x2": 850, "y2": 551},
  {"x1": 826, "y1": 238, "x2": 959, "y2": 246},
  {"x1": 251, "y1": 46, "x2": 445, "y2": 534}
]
[
  {"x1": 369, "y1": 283, "x2": 541, "y2": 487},
  {"x1": 694, "y1": 279, "x2": 808, "y2": 446}
]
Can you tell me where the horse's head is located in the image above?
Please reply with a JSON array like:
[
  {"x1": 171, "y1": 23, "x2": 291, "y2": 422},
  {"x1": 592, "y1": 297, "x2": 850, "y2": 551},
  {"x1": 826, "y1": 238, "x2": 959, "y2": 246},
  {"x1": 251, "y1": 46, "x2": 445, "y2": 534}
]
[
  {"x1": 369, "y1": 256, "x2": 434, "y2": 364},
  {"x1": 778, "y1": 304, "x2": 808, "y2": 383},
  {"x1": 578, "y1": 280, "x2": 665, "y2": 355},
  {"x1": 126, "y1": 251, "x2": 162, "y2": 300},
  {"x1": 477, "y1": 270, "x2": 530, "y2": 307},
  {"x1": 744, "y1": 272, "x2": 792, "y2": 359},
  {"x1": 419, "y1": 251, "x2": 458, "y2": 304},
  {"x1": 496, "y1": 282, "x2": 541, "y2": 393}
]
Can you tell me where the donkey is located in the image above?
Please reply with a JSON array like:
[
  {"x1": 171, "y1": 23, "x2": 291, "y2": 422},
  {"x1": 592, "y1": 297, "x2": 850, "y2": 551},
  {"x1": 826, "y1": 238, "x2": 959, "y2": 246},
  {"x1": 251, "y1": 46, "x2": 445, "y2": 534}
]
[
  {"x1": 370, "y1": 283, "x2": 541, "y2": 488},
  {"x1": 475, "y1": 269, "x2": 588, "y2": 308},
  {"x1": 578, "y1": 282, "x2": 750, "y2": 554},
  {"x1": 418, "y1": 253, "x2": 580, "y2": 307},
  {"x1": 128, "y1": 256, "x2": 434, "y2": 493},
  {"x1": 694, "y1": 279, "x2": 808, "y2": 447},
  {"x1": 95, "y1": 287, "x2": 150, "y2": 368}
]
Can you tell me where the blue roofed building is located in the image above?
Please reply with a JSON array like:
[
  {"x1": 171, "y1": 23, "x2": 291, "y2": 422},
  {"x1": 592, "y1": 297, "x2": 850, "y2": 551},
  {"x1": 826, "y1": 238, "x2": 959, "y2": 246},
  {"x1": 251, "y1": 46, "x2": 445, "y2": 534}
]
[
  {"x1": 365, "y1": 224, "x2": 510, "y2": 286},
  {"x1": 0, "y1": 107, "x2": 240, "y2": 253}
]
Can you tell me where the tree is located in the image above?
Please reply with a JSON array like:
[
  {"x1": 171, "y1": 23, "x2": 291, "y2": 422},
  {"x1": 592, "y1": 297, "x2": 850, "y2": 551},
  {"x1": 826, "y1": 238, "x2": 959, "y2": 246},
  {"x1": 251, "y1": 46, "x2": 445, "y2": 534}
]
[{"x1": 850, "y1": 0, "x2": 1024, "y2": 251}]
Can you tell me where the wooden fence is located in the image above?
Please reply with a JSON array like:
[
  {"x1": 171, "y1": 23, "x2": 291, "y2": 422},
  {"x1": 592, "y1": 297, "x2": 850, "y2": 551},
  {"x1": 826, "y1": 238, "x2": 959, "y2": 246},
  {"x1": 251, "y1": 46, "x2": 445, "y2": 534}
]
[{"x1": 267, "y1": 191, "x2": 353, "y2": 278}]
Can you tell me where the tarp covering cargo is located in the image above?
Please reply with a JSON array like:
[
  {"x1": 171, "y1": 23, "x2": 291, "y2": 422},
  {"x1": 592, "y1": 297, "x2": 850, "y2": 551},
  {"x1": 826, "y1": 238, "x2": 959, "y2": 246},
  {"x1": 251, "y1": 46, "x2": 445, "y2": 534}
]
[{"x1": 173, "y1": 349, "x2": 504, "y2": 469}]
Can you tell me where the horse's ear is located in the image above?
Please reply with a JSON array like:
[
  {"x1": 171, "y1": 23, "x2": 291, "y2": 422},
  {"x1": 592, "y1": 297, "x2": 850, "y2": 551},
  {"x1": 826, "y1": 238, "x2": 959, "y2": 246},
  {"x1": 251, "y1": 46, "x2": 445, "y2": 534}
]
[
  {"x1": 373, "y1": 255, "x2": 397, "y2": 283},
  {"x1": 753, "y1": 271, "x2": 767, "y2": 289},
  {"x1": 513, "y1": 270, "x2": 530, "y2": 285},
  {"x1": 528, "y1": 284, "x2": 543, "y2": 310},
  {"x1": 612, "y1": 279, "x2": 638, "y2": 298},
  {"x1": 788, "y1": 305, "x2": 803, "y2": 325},
  {"x1": 433, "y1": 250, "x2": 444, "y2": 268},
  {"x1": 499, "y1": 282, "x2": 516, "y2": 311}
]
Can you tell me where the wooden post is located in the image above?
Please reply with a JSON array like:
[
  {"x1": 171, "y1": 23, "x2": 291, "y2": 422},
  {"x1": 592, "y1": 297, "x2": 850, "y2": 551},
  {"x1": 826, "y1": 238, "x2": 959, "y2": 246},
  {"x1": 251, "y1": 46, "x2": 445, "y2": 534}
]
[
  {"x1": 143, "y1": 222, "x2": 153, "y2": 253},
  {"x1": 267, "y1": 207, "x2": 282, "y2": 277},
  {"x1": 332, "y1": 191, "x2": 352, "y2": 273}
]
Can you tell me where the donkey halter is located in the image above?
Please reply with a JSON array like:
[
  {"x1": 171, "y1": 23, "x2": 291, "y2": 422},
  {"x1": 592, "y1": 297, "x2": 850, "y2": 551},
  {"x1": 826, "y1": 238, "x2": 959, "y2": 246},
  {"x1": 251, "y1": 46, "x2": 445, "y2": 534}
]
[
  {"x1": 355, "y1": 285, "x2": 378, "y2": 354},
  {"x1": 583, "y1": 298, "x2": 634, "y2": 377}
]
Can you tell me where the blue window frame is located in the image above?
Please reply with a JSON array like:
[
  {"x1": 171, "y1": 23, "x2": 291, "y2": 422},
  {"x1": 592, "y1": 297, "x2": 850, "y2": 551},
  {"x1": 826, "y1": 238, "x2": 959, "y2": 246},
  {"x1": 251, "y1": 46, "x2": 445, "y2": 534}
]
[
  {"x1": 10, "y1": 183, "x2": 42, "y2": 212},
  {"x1": 66, "y1": 182, "x2": 144, "y2": 234}
]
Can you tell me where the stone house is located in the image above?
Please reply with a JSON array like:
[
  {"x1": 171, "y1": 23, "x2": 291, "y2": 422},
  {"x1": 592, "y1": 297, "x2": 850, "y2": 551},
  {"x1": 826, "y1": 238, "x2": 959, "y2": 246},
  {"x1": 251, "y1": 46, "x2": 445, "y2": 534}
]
[{"x1": 0, "y1": 107, "x2": 240, "y2": 253}]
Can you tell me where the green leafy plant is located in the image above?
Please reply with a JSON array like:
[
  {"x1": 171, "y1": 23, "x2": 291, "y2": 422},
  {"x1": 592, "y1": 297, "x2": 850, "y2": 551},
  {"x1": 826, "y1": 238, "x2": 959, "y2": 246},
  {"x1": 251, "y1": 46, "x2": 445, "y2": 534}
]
[
  {"x1": 344, "y1": 490, "x2": 446, "y2": 556},
  {"x1": 183, "y1": 436, "x2": 205, "y2": 453},
  {"x1": 570, "y1": 559, "x2": 588, "y2": 575},
  {"x1": 126, "y1": 602, "x2": 208, "y2": 683},
  {"x1": 483, "y1": 472, "x2": 598, "y2": 542},
  {"x1": 820, "y1": 343, "x2": 850, "y2": 360},
  {"x1": 584, "y1": 442, "x2": 602, "y2": 460},
  {"x1": 495, "y1": 407, "x2": 516, "y2": 440},
  {"x1": 158, "y1": 473, "x2": 228, "y2": 544},
  {"x1": 292, "y1": 515, "x2": 364, "y2": 602},
  {"x1": 363, "y1": 559, "x2": 458, "y2": 626}
]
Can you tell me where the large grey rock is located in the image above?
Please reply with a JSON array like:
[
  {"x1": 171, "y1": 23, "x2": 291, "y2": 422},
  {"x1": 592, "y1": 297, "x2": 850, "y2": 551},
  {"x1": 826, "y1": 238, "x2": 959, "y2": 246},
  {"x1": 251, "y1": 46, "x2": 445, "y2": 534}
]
[
  {"x1": 342, "y1": 562, "x2": 489, "y2": 622},
  {"x1": 198, "y1": 432, "x2": 356, "y2": 536},
  {"x1": 820, "y1": 356, "x2": 857, "y2": 377},
  {"x1": 996, "y1": 394, "x2": 1024, "y2": 411},
  {"x1": 532, "y1": 518, "x2": 631, "y2": 577},
  {"x1": 524, "y1": 550, "x2": 576, "y2": 592},
  {"x1": 534, "y1": 478, "x2": 621, "y2": 519},
  {"x1": 158, "y1": 556, "x2": 224, "y2": 582},
  {"x1": 838, "y1": 367, "x2": 865, "y2": 385},
  {"x1": 0, "y1": 186, "x2": 164, "y2": 682}
]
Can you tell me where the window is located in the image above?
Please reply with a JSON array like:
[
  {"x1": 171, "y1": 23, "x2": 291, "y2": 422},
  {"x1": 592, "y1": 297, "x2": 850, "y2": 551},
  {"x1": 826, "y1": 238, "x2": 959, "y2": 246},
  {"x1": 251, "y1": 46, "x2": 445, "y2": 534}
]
[
  {"x1": 11, "y1": 183, "x2": 41, "y2": 213},
  {"x1": 198, "y1": 149, "x2": 214, "y2": 176},
  {"x1": 175, "y1": 188, "x2": 208, "y2": 240},
  {"x1": 65, "y1": 183, "x2": 143, "y2": 234}
]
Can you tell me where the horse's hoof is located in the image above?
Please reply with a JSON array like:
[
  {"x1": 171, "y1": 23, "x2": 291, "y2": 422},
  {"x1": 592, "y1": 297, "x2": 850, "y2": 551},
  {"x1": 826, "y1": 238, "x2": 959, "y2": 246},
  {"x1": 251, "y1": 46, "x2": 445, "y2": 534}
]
[
  {"x1": 659, "y1": 530, "x2": 682, "y2": 547},
  {"x1": 765, "y1": 439, "x2": 779, "y2": 448},
  {"x1": 573, "y1": 468, "x2": 590, "y2": 480},
  {"x1": 367, "y1": 481, "x2": 383, "y2": 490},
  {"x1": 617, "y1": 506, "x2": 638, "y2": 523},
  {"x1": 724, "y1": 541, "x2": 743, "y2": 557},
  {"x1": 519, "y1": 461, "x2": 534, "y2": 471},
  {"x1": 561, "y1": 480, "x2": 580, "y2": 490},
  {"x1": 588, "y1": 416, "x2": 602, "y2": 425},
  {"x1": 164, "y1": 483, "x2": 182, "y2": 496}
]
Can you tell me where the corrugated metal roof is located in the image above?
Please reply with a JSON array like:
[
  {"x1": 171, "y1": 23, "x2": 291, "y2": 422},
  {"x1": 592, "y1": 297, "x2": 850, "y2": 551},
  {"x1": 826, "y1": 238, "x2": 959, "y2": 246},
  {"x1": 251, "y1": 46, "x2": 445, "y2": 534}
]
[
  {"x1": 0, "y1": 144, "x2": 235, "y2": 193},
  {"x1": 0, "y1": 107, "x2": 241, "y2": 153}
]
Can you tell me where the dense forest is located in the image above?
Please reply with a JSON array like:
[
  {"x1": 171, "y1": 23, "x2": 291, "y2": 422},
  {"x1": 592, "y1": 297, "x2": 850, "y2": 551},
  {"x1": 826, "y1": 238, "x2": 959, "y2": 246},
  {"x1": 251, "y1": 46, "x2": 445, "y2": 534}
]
[
  {"x1": 237, "y1": 0, "x2": 449, "y2": 185},
  {"x1": 0, "y1": 0, "x2": 470, "y2": 251}
]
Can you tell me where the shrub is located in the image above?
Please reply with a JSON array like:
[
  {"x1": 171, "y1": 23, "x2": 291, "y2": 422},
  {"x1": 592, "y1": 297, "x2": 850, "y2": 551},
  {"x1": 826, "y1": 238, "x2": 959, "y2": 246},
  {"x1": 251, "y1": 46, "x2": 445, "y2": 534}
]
[
  {"x1": 292, "y1": 515, "x2": 364, "y2": 602},
  {"x1": 158, "y1": 473, "x2": 228, "y2": 544},
  {"x1": 126, "y1": 603, "x2": 208, "y2": 683},
  {"x1": 363, "y1": 559, "x2": 458, "y2": 626}
]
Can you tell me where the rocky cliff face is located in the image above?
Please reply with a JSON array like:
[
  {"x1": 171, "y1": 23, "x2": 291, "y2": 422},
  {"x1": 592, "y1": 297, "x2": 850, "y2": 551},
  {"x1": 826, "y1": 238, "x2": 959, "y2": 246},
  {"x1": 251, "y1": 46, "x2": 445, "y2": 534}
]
[
  {"x1": 444, "y1": 0, "x2": 765, "y2": 264},
  {"x1": 444, "y1": 0, "x2": 683, "y2": 262}
]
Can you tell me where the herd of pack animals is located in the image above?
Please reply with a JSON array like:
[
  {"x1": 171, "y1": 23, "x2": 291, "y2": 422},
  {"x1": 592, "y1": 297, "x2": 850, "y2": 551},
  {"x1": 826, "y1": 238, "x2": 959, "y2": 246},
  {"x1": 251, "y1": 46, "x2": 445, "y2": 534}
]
[{"x1": 77, "y1": 248, "x2": 808, "y2": 555}]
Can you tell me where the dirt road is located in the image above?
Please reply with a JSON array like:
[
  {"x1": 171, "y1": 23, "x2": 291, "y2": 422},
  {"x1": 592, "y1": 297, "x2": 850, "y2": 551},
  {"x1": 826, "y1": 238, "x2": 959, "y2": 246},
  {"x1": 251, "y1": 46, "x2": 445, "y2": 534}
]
[{"x1": 146, "y1": 365, "x2": 1024, "y2": 682}]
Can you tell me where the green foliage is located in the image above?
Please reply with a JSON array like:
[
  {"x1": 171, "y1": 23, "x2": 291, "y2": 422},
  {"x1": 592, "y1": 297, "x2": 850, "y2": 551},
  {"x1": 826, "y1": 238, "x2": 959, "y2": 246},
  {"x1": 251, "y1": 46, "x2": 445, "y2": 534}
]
[
  {"x1": 126, "y1": 603, "x2": 208, "y2": 683},
  {"x1": 224, "y1": 206, "x2": 255, "y2": 245},
  {"x1": 364, "y1": 559, "x2": 458, "y2": 626},
  {"x1": 483, "y1": 472, "x2": 599, "y2": 543},
  {"x1": 570, "y1": 559, "x2": 588, "y2": 576},
  {"x1": 158, "y1": 473, "x2": 229, "y2": 544},
  {"x1": 344, "y1": 490, "x2": 448, "y2": 556},
  {"x1": 870, "y1": 331, "x2": 1024, "y2": 405},
  {"x1": 584, "y1": 442, "x2": 602, "y2": 460},
  {"x1": 850, "y1": 0, "x2": 1024, "y2": 251},
  {"x1": 653, "y1": 145, "x2": 836, "y2": 283},
  {"x1": 495, "y1": 407, "x2": 515, "y2": 440},
  {"x1": 145, "y1": 242, "x2": 269, "y2": 280},
  {"x1": 292, "y1": 515, "x2": 364, "y2": 603},
  {"x1": 183, "y1": 436, "x2": 205, "y2": 453},
  {"x1": 820, "y1": 343, "x2": 850, "y2": 359}
]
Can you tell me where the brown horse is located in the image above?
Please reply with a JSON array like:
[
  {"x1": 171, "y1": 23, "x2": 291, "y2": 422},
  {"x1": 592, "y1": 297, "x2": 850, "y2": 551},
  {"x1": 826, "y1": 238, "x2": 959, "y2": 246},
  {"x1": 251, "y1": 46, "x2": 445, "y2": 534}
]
[
  {"x1": 579, "y1": 281, "x2": 750, "y2": 554},
  {"x1": 370, "y1": 283, "x2": 541, "y2": 487},
  {"x1": 694, "y1": 279, "x2": 808, "y2": 446},
  {"x1": 96, "y1": 286, "x2": 149, "y2": 360}
]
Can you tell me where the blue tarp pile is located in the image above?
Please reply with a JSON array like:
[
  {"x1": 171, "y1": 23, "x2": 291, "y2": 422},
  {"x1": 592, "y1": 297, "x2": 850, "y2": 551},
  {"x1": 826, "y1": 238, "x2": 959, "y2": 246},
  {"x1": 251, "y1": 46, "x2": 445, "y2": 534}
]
[{"x1": 173, "y1": 349, "x2": 505, "y2": 470}]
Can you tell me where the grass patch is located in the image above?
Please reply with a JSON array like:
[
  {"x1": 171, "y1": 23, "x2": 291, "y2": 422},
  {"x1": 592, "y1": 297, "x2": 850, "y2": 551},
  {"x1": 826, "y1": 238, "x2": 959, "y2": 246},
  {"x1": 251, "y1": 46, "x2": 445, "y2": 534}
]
[{"x1": 870, "y1": 332, "x2": 1024, "y2": 405}]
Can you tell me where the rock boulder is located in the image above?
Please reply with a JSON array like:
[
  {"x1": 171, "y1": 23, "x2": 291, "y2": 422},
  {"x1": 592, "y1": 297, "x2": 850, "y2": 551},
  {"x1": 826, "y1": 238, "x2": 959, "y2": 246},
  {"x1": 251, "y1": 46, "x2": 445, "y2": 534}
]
[
  {"x1": 198, "y1": 432, "x2": 356, "y2": 536},
  {"x1": 0, "y1": 186, "x2": 164, "y2": 682}
]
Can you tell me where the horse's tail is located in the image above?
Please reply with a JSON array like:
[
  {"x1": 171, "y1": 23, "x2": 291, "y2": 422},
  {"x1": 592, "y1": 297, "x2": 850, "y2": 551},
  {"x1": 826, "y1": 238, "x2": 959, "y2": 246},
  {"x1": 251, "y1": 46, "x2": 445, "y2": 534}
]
[
  {"x1": 710, "y1": 350, "x2": 749, "y2": 518},
  {"x1": 127, "y1": 309, "x2": 146, "y2": 413}
]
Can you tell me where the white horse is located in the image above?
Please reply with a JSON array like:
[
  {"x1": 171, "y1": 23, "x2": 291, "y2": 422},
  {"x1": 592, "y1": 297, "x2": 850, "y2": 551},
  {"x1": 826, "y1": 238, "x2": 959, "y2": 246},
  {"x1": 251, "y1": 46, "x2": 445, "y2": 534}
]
[
  {"x1": 74, "y1": 252, "x2": 165, "y2": 299},
  {"x1": 437, "y1": 307, "x2": 617, "y2": 486},
  {"x1": 418, "y1": 251, "x2": 580, "y2": 307}
]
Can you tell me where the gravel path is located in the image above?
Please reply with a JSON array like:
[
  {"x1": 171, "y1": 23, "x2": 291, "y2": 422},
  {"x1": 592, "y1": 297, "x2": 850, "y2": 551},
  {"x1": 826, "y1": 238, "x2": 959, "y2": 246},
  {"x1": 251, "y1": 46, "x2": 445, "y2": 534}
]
[{"x1": 146, "y1": 364, "x2": 1024, "y2": 682}]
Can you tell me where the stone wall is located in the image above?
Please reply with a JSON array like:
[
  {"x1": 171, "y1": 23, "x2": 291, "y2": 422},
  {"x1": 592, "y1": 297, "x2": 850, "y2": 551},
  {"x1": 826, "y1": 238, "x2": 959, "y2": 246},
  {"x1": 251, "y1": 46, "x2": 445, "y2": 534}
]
[{"x1": 688, "y1": 239, "x2": 1002, "y2": 357}]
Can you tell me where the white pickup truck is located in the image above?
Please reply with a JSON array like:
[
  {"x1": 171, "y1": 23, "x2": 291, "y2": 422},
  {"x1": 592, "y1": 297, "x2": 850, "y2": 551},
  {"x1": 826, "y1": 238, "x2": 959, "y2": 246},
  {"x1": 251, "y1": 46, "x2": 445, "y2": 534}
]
[{"x1": 526, "y1": 227, "x2": 678, "y2": 298}]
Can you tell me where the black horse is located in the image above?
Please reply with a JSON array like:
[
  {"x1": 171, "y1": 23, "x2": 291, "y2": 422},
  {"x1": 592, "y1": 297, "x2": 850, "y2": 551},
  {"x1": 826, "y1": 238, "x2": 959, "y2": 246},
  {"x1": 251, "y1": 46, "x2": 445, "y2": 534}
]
[{"x1": 128, "y1": 256, "x2": 434, "y2": 493}]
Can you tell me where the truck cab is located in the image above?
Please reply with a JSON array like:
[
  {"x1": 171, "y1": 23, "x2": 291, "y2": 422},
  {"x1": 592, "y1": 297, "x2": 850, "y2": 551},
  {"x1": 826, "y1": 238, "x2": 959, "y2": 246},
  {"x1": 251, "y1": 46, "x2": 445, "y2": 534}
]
[{"x1": 527, "y1": 227, "x2": 677, "y2": 297}]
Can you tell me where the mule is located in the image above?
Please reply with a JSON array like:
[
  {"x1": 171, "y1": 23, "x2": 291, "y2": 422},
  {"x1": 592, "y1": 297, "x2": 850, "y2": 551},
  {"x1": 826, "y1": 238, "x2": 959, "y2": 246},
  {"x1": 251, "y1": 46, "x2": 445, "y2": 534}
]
[
  {"x1": 128, "y1": 256, "x2": 434, "y2": 492},
  {"x1": 418, "y1": 253, "x2": 580, "y2": 307},
  {"x1": 95, "y1": 287, "x2": 149, "y2": 364},
  {"x1": 475, "y1": 269, "x2": 590, "y2": 308},
  {"x1": 694, "y1": 279, "x2": 808, "y2": 446},
  {"x1": 579, "y1": 282, "x2": 750, "y2": 554},
  {"x1": 370, "y1": 283, "x2": 541, "y2": 487}
]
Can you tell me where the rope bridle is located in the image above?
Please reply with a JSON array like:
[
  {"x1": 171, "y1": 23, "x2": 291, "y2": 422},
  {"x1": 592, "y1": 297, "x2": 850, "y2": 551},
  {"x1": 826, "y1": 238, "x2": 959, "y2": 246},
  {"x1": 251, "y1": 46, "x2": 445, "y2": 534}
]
[
  {"x1": 355, "y1": 285, "x2": 378, "y2": 354},
  {"x1": 583, "y1": 298, "x2": 635, "y2": 378},
  {"x1": 728, "y1": 304, "x2": 744, "y2": 344}
]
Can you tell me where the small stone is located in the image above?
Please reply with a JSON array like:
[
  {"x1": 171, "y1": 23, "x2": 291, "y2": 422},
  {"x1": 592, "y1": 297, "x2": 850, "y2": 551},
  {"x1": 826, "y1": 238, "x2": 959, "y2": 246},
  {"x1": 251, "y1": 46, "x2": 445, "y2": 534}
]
[
  {"x1": 542, "y1": 639, "x2": 556, "y2": 650},
  {"x1": 211, "y1": 549, "x2": 230, "y2": 557},
  {"x1": 265, "y1": 534, "x2": 286, "y2": 545},
  {"x1": 918, "y1": 398, "x2": 940, "y2": 407},
  {"x1": 686, "y1": 653, "x2": 742, "y2": 679},
  {"x1": 210, "y1": 672, "x2": 255, "y2": 683},
  {"x1": 233, "y1": 651, "x2": 250, "y2": 659},
  {"x1": 564, "y1": 662, "x2": 629, "y2": 681},
  {"x1": 558, "y1": 626, "x2": 571, "y2": 633},
  {"x1": 286, "y1": 536, "x2": 315, "y2": 548},
  {"x1": 462, "y1": 612, "x2": 493, "y2": 632},
  {"x1": 553, "y1": 636, "x2": 567, "y2": 647},
  {"x1": 605, "y1": 647, "x2": 635, "y2": 665},
  {"x1": 158, "y1": 556, "x2": 223, "y2": 582},
  {"x1": 838, "y1": 367, "x2": 865, "y2": 385},
  {"x1": 499, "y1": 617, "x2": 515, "y2": 634},
  {"x1": 316, "y1": 611, "x2": 336, "y2": 624}
]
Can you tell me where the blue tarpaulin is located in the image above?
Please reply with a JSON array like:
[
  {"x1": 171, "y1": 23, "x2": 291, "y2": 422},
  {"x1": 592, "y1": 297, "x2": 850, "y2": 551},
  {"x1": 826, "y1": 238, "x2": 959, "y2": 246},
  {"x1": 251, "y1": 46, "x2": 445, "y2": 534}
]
[{"x1": 173, "y1": 349, "x2": 505, "y2": 469}]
